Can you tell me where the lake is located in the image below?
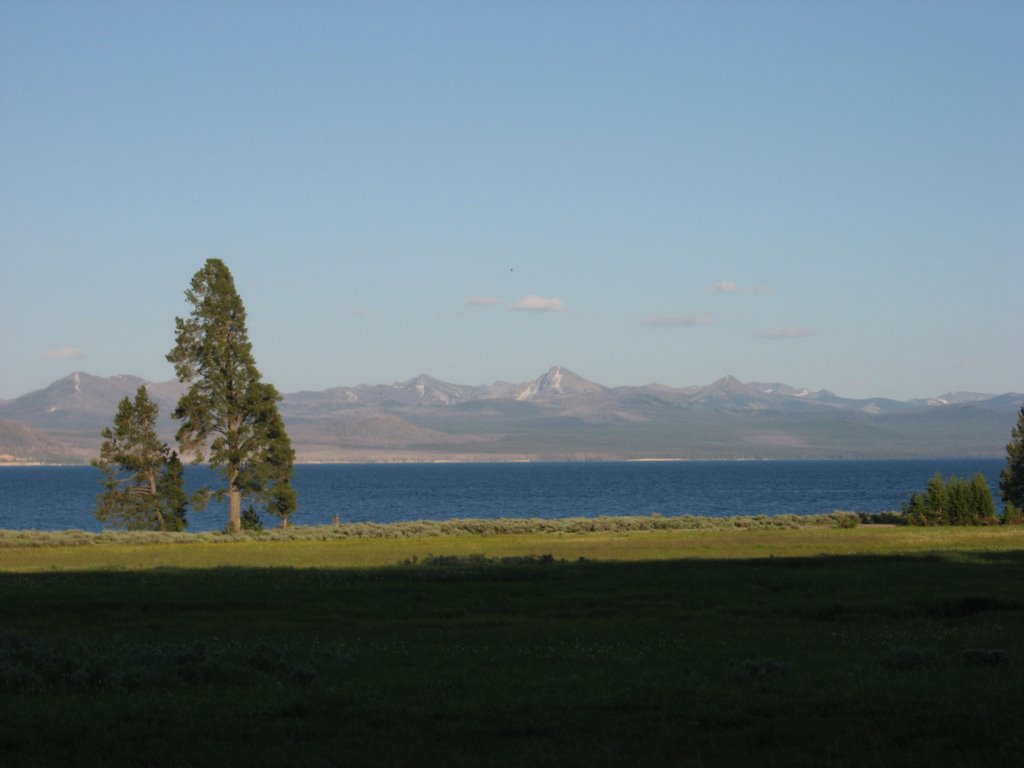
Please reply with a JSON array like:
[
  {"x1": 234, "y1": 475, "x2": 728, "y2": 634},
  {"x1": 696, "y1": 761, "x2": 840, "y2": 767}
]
[{"x1": 0, "y1": 458, "x2": 1007, "y2": 532}]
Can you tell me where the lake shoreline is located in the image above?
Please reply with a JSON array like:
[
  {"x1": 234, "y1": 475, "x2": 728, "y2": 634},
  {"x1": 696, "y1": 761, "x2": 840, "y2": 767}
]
[{"x1": 2, "y1": 458, "x2": 1007, "y2": 533}]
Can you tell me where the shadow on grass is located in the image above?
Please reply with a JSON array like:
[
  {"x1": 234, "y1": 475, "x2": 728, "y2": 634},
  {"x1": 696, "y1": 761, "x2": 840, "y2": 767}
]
[{"x1": 2, "y1": 551, "x2": 1024, "y2": 767}]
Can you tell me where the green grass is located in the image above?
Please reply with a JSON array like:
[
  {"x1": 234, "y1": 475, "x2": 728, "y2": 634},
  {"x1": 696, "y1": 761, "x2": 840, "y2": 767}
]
[
  {"x1": 2, "y1": 523, "x2": 1023, "y2": 766},
  {"x1": 2, "y1": 520, "x2": 1023, "y2": 571}
]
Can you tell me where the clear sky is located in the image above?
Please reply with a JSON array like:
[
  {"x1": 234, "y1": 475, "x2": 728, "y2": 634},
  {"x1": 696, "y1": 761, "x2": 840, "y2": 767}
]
[{"x1": 2, "y1": 1, "x2": 1021, "y2": 401}]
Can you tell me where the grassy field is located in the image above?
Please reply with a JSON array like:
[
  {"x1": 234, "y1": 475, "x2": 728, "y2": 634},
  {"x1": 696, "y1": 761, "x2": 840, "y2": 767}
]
[
  {"x1": 2, "y1": 523, "x2": 1023, "y2": 766},
  {"x1": 3, "y1": 517, "x2": 1023, "y2": 572}
]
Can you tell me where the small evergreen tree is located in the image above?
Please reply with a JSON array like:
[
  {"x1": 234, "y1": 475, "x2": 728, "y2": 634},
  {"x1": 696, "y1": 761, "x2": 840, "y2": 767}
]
[
  {"x1": 92, "y1": 386, "x2": 187, "y2": 531},
  {"x1": 918, "y1": 473, "x2": 946, "y2": 525},
  {"x1": 902, "y1": 492, "x2": 930, "y2": 526},
  {"x1": 240, "y1": 505, "x2": 264, "y2": 532},
  {"x1": 967, "y1": 473, "x2": 996, "y2": 524},
  {"x1": 944, "y1": 476, "x2": 970, "y2": 525},
  {"x1": 1000, "y1": 404, "x2": 1024, "y2": 520}
]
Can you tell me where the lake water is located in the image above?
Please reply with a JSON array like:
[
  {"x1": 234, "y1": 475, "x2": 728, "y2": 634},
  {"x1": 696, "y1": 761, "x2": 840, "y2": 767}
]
[{"x1": 0, "y1": 459, "x2": 1007, "y2": 532}]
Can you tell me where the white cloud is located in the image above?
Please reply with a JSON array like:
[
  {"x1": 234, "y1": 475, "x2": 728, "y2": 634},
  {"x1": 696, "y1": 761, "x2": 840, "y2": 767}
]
[
  {"x1": 642, "y1": 313, "x2": 711, "y2": 328},
  {"x1": 710, "y1": 281, "x2": 772, "y2": 294},
  {"x1": 511, "y1": 295, "x2": 567, "y2": 312},
  {"x1": 44, "y1": 346, "x2": 86, "y2": 360},
  {"x1": 350, "y1": 307, "x2": 373, "y2": 317},
  {"x1": 466, "y1": 296, "x2": 501, "y2": 306},
  {"x1": 763, "y1": 327, "x2": 813, "y2": 339}
]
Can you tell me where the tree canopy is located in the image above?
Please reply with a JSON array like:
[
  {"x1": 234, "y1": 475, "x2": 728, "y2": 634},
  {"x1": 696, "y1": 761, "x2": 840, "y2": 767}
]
[
  {"x1": 92, "y1": 386, "x2": 187, "y2": 531},
  {"x1": 166, "y1": 259, "x2": 296, "y2": 532},
  {"x1": 1000, "y1": 404, "x2": 1024, "y2": 521}
]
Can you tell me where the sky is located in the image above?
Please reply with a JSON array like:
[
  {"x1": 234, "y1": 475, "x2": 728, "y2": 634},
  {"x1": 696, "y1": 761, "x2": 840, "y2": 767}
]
[{"x1": 1, "y1": 1, "x2": 1021, "y2": 402}]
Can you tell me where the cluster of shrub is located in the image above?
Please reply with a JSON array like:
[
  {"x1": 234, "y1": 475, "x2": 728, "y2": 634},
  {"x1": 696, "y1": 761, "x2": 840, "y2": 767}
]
[
  {"x1": 901, "y1": 472, "x2": 1011, "y2": 526},
  {"x1": 0, "y1": 513, "x2": 857, "y2": 548},
  {"x1": 897, "y1": 403, "x2": 1024, "y2": 526}
]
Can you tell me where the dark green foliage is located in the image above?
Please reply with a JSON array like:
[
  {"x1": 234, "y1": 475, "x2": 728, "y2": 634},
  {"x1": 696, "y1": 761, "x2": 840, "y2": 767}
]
[
  {"x1": 91, "y1": 387, "x2": 187, "y2": 531},
  {"x1": 237, "y1": 382, "x2": 297, "y2": 528},
  {"x1": 925, "y1": 472, "x2": 949, "y2": 522},
  {"x1": 1000, "y1": 404, "x2": 1024, "y2": 518},
  {"x1": 239, "y1": 506, "x2": 263, "y2": 532},
  {"x1": 947, "y1": 476, "x2": 970, "y2": 523},
  {"x1": 969, "y1": 472, "x2": 997, "y2": 522},
  {"x1": 902, "y1": 490, "x2": 939, "y2": 526},
  {"x1": 166, "y1": 259, "x2": 296, "y2": 532},
  {"x1": 902, "y1": 472, "x2": 998, "y2": 526},
  {"x1": 1004, "y1": 501, "x2": 1024, "y2": 525}
]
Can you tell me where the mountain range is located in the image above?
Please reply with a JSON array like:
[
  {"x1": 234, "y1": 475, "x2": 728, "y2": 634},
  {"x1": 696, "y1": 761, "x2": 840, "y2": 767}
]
[{"x1": 1, "y1": 367, "x2": 1020, "y2": 464}]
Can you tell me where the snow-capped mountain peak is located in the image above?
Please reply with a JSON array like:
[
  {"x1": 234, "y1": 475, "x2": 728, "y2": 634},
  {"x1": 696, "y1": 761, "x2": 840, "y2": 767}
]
[{"x1": 513, "y1": 366, "x2": 607, "y2": 402}]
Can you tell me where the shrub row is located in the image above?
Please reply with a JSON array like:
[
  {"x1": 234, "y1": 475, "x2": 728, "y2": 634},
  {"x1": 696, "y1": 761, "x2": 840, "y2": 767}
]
[{"x1": 0, "y1": 511, "x2": 875, "y2": 548}]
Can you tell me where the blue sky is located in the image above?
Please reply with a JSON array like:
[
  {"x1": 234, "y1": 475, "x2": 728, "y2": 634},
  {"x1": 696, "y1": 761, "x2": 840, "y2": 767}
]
[{"x1": 2, "y1": 1, "x2": 1021, "y2": 401}]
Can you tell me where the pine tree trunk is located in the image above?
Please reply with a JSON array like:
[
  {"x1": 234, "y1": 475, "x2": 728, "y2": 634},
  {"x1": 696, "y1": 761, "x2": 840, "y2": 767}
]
[
  {"x1": 149, "y1": 468, "x2": 166, "y2": 531},
  {"x1": 229, "y1": 479, "x2": 242, "y2": 533},
  {"x1": 228, "y1": 420, "x2": 243, "y2": 533}
]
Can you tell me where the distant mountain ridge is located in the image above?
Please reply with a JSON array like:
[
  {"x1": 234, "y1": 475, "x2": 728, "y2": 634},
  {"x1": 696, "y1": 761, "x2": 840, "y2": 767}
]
[
  {"x1": 286, "y1": 366, "x2": 610, "y2": 412},
  {"x1": 1, "y1": 368, "x2": 1020, "y2": 463},
  {"x1": 0, "y1": 373, "x2": 185, "y2": 431},
  {"x1": 0, "y1": 373, "x2": 185, "y2": 462},
  {"x1": 0, "y1": 419, "x2": 79, "y2": 464}
]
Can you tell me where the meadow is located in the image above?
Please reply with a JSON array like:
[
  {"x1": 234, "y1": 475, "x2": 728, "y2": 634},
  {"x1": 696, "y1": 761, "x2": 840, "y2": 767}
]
[{"x1": 2, "y1": 519, "x2": 1023, "y2": 766}]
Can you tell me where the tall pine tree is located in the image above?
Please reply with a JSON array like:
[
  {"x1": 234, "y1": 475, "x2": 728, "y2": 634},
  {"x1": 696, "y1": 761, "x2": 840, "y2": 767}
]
[
  {"x1": 1000, "y1": 404, "x2": 1024, "y2": 521},
  {"x1": 92, "y1": 386, "x2": 187, "y2": 531},
  {"x1": 167, "y1": 259, "x2": 297, "y2": 532}
]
